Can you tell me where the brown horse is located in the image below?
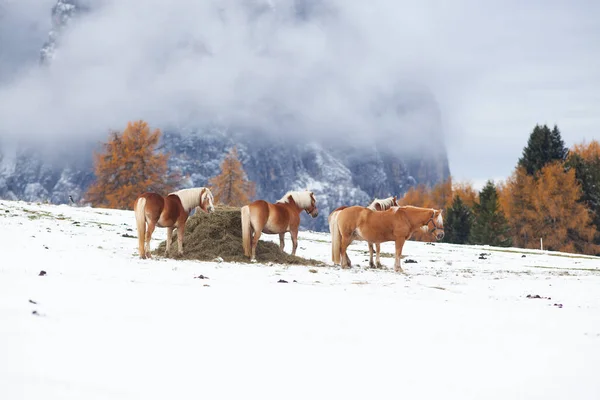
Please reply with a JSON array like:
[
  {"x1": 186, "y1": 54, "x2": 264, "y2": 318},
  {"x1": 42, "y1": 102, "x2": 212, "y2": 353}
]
[
  {"x1": 134, "y1": 187, "x2": 215, "y2": 259},
  {"x1": 331, "y1": 205, "x2": 444, "y2": 273},
  {"x1": 328, "y1": 196, "x2": 399, "y2": 267},
  {"x1": 241, "y1": 190, "x2": 318, "y2": 262}
]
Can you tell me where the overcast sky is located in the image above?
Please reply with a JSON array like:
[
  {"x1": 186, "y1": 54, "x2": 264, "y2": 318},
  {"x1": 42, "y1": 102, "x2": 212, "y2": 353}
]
[{"x1": 0, "y1": 0, "x2": 599, "y2": 188}]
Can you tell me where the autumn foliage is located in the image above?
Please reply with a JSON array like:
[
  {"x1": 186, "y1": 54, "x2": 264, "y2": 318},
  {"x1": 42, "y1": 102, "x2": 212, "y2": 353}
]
[
  {"x1": 85, "y1": 120, "x2": 179, "y2": 209},
  {"x1": 500, "y1": 163, "x2": 599, "y2": 254},
  {"x1": 399, "y1": 177, "x2": 474, "y2": 241},
  {"x1": 209, "y1": 147, "x2": 256, "y2": 207}
]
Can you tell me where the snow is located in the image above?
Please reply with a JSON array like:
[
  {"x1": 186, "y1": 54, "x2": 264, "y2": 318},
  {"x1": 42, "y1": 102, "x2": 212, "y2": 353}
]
[{"x1": 1, "y1": 199, "x2": 600, "y2": 400}]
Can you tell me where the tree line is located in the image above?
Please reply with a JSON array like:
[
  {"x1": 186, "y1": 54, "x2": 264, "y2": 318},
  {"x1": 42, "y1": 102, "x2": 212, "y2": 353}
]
[
  {"x1": 401, "y1": 124, "x2": 600, "y2": 255},
  {"x1": 84, "y1": 120, "x2": 600, "y2": 256}
]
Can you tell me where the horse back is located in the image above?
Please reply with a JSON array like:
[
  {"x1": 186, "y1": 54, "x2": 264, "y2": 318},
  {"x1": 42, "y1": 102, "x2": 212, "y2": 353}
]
[
  {"x1": 137, "y1": 192, "x2": 165, "y2": 212},
  {"x1": 139, "y1": 192, "x2": 186, "y2": 227},
  {"x1": 248, "y1": 200, "x2": 297, "y2": 233},
  {"x1": 362, "y1": 208, "x2": 411, "y2": 242},
  {"x1": 332, "y1": 205, "x2": 349, "y2": 213},
  {"x1": 337, "y1": 206, "x2": 368, "y2": 232}
]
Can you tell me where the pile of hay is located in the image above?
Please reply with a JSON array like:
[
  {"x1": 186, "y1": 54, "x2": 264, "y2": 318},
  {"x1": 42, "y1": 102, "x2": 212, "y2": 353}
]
[{"x1": 154, "y1": 206, "x2": 321, "y2": 265}]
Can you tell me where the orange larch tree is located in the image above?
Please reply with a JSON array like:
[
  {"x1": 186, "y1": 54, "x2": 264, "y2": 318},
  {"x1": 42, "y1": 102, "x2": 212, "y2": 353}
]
[
  {"x1": 501, "y1": 162, "x2": 599, "y2": 254},
  {"x1": 567, "y1": 140, "x2": 600, "y2": 250},
  {"x1": 500, "y1": 166, "x2": 537, "y2": 248},
  {"x1": 399, "y1": 184, "x2": 433, "y2": 208},
  {"x1": 430, "y1": 177, "x2": 453, "y2": 210},
  {"x1": 85, "y1": 120, "x2": 180, "y2": 209},
  {"x1": 452, "y1": 181, "x2": 478, "y2": 208},
  {"x1": 209, "y1": 147, "x2": 256, "y2": 207},
  {"x1": 529, "y1": 162, "x2": 599, "y2": 254}
]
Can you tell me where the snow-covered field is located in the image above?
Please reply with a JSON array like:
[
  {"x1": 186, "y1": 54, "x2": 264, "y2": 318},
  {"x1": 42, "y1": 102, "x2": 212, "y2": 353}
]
[{"x1": 1, "y1": 199, "x2": 600, "y2": 400}]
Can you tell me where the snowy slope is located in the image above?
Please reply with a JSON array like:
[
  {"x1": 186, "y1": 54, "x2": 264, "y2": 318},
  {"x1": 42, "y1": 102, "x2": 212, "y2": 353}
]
[{"x1": 1, "y1": 199, "x2": 600, "y2": 400}]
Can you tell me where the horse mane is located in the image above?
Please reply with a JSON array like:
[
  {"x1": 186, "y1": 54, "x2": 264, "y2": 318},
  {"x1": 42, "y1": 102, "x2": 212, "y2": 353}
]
[
  {"x1": 276, "y1": 190, "x2": 313, "y2": 209},
  {"x1": 170, "y1": 187, "x2": 212, "y2": 212},
  {"x1": 367, "y1": 196, "x2": 397, "y2": 211}
]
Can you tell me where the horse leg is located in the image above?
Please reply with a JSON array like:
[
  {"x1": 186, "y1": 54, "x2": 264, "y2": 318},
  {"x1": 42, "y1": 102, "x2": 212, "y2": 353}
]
[
  {"x1": 340, "y1": 235, "x2": 353, "y2": 269},
  {"x1": 137, "y1": 224, "x2": 146, "y2": 260},
  {"x1": 279, "y1": 233, "x2": 285, "y2": 252},
  {"x1": 345, "y1": 251, "x2": 352, "y2": 267},
  {"x1": 250, "y1": 229, "x2": 262, "y2": 262},
  {"x1": 145, "y1": 221, "x2": 156, "y2": 259},
  {"x1": 291, "y1": 230, "x2": 299, "y2": 256},
  {"x1": 176, "y1": 224, "x2": 185, "y2": 255},
  {"x1": 376, "y1": 243, "x2": 383, "y2": 268},
  {"x1": 394, "y1": 239, "x2": 406, "y2": 273},
  {"x1": 368, "y1": 243, "x2": 376, "y2": 268},
  {"x1": 165, "y1": 227, "x2": 173, "y2": 256}
]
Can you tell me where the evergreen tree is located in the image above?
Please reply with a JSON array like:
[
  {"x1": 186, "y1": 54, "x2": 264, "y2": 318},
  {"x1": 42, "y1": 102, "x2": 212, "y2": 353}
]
[
  {"x1": 518, "y1": 124, "x2": 568, "y2": 176},
  {"x1": 470, "y1": 180, "x2": 512, "y2": 247},
  {"x1": 209, "y1": 147, "x2": 256, "y2": 206},
  {"x1": 444, "y1": 195, "x2": 473, "y2": 244}
]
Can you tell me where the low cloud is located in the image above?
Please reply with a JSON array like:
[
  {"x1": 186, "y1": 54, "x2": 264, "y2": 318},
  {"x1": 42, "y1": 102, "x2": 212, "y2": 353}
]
[
  {"x1": 0, "y1": 0, "x2": 447, "y2": 152},
  {"x1": 1, "y1": 0, "x2": 599, "y2": 182}
]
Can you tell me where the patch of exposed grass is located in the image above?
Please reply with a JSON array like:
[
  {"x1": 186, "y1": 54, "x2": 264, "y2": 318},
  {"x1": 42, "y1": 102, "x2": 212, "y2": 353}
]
[
  {"x1": 525, "y1": 265, "x2": 600, "y2": 273},
  {"x1": 485, "y1": 247, "x2": 600, "y2": 260}
]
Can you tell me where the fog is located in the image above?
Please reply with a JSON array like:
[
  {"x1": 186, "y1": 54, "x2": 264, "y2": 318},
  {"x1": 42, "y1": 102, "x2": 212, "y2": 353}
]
[{"x1": 1, "y1": 0, "x2": 599, "y2": 181}]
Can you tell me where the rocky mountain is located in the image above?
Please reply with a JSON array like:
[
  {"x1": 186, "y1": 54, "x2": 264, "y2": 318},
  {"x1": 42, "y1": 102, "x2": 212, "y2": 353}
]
[
  {"x1": 0, "y1": 0, "x2": 451, "y2": 232},
  {"x1": 40, "y1": 0, "x2": 90, "y2": 64}
]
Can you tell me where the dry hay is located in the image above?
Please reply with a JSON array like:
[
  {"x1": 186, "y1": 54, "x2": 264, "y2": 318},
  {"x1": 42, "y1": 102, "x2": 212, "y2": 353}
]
[{"x1": 154, "y1": 205, "x2": 321, "y2": 265}]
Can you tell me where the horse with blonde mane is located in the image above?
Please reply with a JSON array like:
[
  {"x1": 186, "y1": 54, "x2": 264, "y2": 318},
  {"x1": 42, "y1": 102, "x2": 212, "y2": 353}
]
[
  {"x1": 331, "y1": 205, "x2": 444, "y2": 273},
  {"x1": 328, "y1": 196, "x2": 399, "y2": 267},
  {"x1": 241, "y1": 190, "x2": 318, "y2": 262},
  {"x1": 134, "y1": 187, "x2": 215, "y2": 259}
]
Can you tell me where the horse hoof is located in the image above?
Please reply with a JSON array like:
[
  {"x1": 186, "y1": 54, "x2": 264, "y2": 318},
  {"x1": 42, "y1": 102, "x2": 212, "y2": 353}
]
[
  {"x1": 369, "y1": 262, "x2": 376, "y2": 269},
  {"x1": 250, "y1": 258, "x2": 257, "y2": 263}
]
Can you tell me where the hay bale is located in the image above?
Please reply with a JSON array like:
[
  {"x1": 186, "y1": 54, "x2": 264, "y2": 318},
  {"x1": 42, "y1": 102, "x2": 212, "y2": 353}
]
[{"x1": 154, "y1": 205, "x2": 321, "y2": 265}]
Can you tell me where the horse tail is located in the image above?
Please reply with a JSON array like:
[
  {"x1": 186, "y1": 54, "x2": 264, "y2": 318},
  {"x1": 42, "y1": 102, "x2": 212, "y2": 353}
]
[
  {"x1": 241, "y1": 205, "x2": 252, "y2": 258},
  {"x1": 329, "y1": 211, "x2": 339, "y2": 262},
  {"x1": 135, "y1": 197, "x2": 147, "y2": 254},
  {"x1": 331, "y1": 212, "x2": 342, "y2": 265}
]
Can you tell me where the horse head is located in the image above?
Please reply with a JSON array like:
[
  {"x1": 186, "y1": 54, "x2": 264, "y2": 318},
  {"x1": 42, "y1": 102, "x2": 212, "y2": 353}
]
[
  {"x1": 423, "y1": 209, "x2": 444, "y2": 240},
  {"x1": 305, "y1": 191, "x2": 319, "y2": 218},
  {"x1": 198, "y1": 188, "x2": 215, "y2": 213}
]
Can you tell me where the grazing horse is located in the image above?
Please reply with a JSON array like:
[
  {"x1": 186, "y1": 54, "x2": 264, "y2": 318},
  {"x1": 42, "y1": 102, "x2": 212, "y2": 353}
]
[
  {"x1": 328, "y1": 196, "x2": 399, "y2": 267},
  {"x1": 241, "y1": 190, "x2": 318, "y2": 262},
  {"x1": 331, "y1": 205, "x2": 444, "y2": 273},
  {"x1": 134, "y1": 187, "x2": 215, "y2": 259}
]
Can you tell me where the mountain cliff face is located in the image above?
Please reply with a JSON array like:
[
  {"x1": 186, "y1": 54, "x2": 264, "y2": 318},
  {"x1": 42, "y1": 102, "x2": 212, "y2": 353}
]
[
  {"x1": 0, "y1": 0, "x2": 451, "y2": 232},
  {"x1": 40, "y1": 0, "x2": 90, "y2": 64}
]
